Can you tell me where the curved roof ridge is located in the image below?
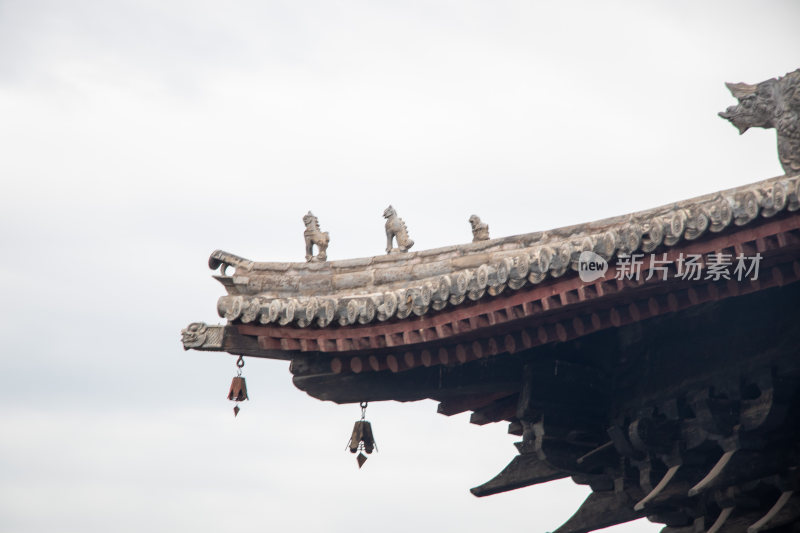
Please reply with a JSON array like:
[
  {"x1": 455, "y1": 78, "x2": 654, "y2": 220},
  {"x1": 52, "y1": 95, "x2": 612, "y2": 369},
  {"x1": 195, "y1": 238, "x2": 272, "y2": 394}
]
[{"x1": 207, "y1": 173, "x2": 800, "y2": 328}]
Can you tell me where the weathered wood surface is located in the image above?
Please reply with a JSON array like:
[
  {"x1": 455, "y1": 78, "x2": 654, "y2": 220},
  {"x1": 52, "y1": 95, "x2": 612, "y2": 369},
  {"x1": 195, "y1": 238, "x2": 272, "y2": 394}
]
[
  {"x1": 437, "y1": 392, "x2": 510, "y2": 416},
  {"x1": 747, "y1": 491, "x2": 800, "y2": 532},
  {"x1": 470, "y1": 453, "x2": 566, "y2": 497},
  {"x1": 553, "y1": 490, "x2": 647, "y2": 533}
]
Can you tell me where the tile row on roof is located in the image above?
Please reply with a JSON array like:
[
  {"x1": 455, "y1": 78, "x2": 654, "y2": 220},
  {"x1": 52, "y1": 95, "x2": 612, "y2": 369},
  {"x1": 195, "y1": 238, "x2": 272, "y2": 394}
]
[{"x1": 208, "y1": 174, "x2": 800, "y2": 328}]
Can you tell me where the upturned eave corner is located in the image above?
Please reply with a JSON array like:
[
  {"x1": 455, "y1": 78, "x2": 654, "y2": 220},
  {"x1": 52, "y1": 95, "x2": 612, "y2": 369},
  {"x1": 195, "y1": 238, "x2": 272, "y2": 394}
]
[
  {"x1": 179, "y1": 69, "x2": 800, "y2": 533},
  {"x1": 202, "y1": 174, "x2": 800, "y2": 331}
]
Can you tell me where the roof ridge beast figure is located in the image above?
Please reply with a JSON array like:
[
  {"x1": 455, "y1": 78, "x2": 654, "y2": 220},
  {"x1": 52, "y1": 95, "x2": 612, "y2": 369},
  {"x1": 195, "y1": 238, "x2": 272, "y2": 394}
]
[
  {"x1": 720, "y1": 68, "x2": 800, "y2": 175},
  {"x1": 383, "y1": 205, "x2": 414, "y2": 254},
  {"x1": 303, "y1": 211, "x2": 329, "y2": 262}
]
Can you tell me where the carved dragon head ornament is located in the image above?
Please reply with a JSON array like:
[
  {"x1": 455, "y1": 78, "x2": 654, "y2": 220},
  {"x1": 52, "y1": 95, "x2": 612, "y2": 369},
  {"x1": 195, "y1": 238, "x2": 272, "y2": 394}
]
[{"x1": 720, "y1": 69, "x2": 800, "y2": 175}]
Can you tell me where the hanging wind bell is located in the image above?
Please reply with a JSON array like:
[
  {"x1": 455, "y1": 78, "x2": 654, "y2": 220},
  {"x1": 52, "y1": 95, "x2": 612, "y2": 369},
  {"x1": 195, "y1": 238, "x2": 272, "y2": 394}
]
[
  {"x1": 347, "y1": 402, "x2": 377, "y2": 468},
  {"x1": 228, "y1": 355, "x2": 248, "y2": 417}
]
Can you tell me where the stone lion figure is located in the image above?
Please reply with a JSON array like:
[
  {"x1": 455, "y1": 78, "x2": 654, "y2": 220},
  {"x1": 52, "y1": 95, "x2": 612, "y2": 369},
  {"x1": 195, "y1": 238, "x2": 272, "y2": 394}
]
[
  {"x1": 469, "y1": 214, "x2": 489, "y2": 242},
  {"x1": 383, "y1": 205, "x2": 414, "y2": 254},
  {"x1": 303, "y1": 211, "x2": 329, "y2": 262},
  {"x1": 719, "y1": 69, "x2": 800, "y2": 175}
]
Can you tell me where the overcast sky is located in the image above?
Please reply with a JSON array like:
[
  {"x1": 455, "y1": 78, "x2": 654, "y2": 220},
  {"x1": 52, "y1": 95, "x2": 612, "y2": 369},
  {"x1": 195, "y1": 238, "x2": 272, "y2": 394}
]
[{"x1": 1, "y1": 1, "x2": 799, "y2": 532}]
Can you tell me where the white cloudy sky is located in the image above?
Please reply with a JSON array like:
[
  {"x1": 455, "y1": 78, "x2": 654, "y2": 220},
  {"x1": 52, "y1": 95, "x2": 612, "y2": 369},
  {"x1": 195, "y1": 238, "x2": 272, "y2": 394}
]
[{"x1": 1, "y1": 1, "x2": 798, "y2": 532}]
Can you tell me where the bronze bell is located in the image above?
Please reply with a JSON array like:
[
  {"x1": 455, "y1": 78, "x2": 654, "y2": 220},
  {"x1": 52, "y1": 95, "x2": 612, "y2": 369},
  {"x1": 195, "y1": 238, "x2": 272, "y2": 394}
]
[
  {"x1": 228, "y1": 376, "x2": 248, "y2": 402},
  {"x1": 347, "y1": 419, "x2": 377, "y2": 467}
]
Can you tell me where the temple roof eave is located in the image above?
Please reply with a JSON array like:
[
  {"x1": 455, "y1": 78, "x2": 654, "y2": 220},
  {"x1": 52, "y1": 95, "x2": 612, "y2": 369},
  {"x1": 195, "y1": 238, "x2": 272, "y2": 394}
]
[{"x1": 202, "y1": 174, "x2": 799, "y2": 330}]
